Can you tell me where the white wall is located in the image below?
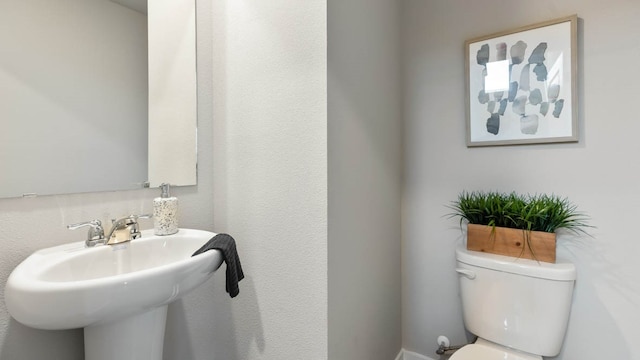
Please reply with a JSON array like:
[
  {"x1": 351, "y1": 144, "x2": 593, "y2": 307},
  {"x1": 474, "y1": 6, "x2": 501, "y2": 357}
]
[
  {"x1": 1, "y1": 0, "x2": 331, "y2": 358},
  {"x1": 0, "y1": 0, "x2": 214, "y2": 358},
  {"x1": 210, "y1": 1, "x2": 328, "y2": 359},
  {"x1": 328, "y1": 0, "x2": 403, "y2": 359},
  {"x1": 0, "y1": 1, "x2": 411, "y2": 359},
  {"x1": 402, "y1": 0, "x2": 640, "y2": 359}
]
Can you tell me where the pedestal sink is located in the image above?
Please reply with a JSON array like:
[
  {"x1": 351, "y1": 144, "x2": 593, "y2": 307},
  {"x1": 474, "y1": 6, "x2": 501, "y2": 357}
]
[{"x1": 4, "y1": 228, "x2": 223, "y2": 360}]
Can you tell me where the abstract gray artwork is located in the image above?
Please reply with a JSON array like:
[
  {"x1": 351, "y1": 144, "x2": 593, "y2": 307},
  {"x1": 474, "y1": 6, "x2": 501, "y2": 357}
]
[
  {"x1": 476, "y1": 40, "x2": 564, "y2": 137},
  {"x1": 466, "y1": 16, "x2": 577, "y2": 146}
]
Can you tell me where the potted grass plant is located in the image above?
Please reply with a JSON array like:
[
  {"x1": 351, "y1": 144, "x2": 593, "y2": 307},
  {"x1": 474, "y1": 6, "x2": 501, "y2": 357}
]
[{"x1": 448, "y1": 191, "x2": 589, "y2": 263}]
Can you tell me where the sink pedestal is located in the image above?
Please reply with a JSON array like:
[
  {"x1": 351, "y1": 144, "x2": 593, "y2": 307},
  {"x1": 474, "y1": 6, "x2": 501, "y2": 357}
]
[{"x1": 84, "y1": 306, "x2": 168, "y2": 360}]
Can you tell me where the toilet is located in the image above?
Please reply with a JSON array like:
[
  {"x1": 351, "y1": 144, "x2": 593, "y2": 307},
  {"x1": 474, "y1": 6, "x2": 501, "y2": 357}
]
[{"x1": 451, "y1": 242, "x2": 576, "y2": 360}]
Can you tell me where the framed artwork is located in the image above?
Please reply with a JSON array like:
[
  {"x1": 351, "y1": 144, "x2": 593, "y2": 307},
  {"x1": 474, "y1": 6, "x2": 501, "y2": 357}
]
[{"x1": 465, "y1": 15, "x2": 578, "y2": 147}]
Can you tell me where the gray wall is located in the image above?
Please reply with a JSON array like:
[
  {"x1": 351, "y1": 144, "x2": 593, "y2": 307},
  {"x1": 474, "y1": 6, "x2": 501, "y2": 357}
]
[
  {"x1": 328, "y1": 0, "x2": 402, "y2": 359},
  {"x1": 402, "y1": 0, "x2": 640, "y2": 358}
]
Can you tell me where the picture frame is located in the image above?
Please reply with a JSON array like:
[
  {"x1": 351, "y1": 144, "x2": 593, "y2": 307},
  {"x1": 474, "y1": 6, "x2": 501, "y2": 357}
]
[{"x1": 465, "y1": 15, "x2": 578, "y2": 147}]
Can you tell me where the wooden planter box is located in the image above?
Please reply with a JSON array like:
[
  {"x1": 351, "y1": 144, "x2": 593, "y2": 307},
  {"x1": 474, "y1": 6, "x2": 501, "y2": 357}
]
[{"x1": 466, "y1": 224, "x2": 556, "y2": 263}]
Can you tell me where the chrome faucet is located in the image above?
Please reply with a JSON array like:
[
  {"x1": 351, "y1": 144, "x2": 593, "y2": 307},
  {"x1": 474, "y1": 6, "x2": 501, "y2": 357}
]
[
  {"x1": 105, "y1": 214, "x2": 153, "y2": 245},
  {"x1": 68, "y1": 214, "x2": 152, "y2": 247}
]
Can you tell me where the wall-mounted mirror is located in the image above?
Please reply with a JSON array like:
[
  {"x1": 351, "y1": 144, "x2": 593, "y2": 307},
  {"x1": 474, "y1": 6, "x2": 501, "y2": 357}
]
[{"x1": 0, "y1": 0, "x2": 197, "y2": 199}]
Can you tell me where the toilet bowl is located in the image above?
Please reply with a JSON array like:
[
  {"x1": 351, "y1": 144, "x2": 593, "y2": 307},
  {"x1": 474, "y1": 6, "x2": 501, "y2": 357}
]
[
  {"x1": 453, "y1": 243, "x2": 576, "y2": 359},
  {"x1": 450, "y1": 338, "x2": 540, "y2": 360}
]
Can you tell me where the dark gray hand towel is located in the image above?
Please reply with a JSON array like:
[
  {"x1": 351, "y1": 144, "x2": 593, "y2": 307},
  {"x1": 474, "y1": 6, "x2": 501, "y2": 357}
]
[{"x1": 192, "y1": 233, "x2": 245, "y2": 298}]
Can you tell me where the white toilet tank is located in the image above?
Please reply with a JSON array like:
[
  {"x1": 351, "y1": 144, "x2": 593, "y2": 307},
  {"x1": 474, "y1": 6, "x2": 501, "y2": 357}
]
[{"x1": 455, "y1": 243, "x2": 576, "y2": 357}]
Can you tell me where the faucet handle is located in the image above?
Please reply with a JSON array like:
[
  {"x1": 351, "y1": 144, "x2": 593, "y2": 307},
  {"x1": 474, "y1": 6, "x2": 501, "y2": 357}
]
[
  {"x1": 128, "y1": 214, "x2": 152, "y2": 239},
  {"x1": 67, "y1": 220, "x2": 106, "y2": 247},
  {"x1": 110, "y1": 214, "x2": 153, "y2": 224}
]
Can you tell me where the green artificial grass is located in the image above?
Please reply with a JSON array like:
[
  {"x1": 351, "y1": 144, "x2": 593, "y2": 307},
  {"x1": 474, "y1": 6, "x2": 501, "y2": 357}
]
[{"x1": 449, "y1": 190, "x2": 590, "y2": 234}]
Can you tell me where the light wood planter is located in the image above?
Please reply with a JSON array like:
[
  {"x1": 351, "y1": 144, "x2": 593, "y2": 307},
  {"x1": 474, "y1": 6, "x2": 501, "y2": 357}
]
[{"x1": 466, "y1": 224, "x2": 556, "y2": 263}]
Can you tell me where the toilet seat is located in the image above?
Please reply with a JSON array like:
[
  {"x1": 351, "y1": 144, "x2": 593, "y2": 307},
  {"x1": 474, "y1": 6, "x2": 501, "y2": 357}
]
[{"x1": 449, "y1": 339, "x2": 541, "y2": 360}]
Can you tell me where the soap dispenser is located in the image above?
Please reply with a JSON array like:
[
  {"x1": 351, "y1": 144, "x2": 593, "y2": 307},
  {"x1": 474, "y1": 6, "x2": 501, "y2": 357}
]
[{"x1": 154, "y1": 183, "x2": 178, "y2": 235}]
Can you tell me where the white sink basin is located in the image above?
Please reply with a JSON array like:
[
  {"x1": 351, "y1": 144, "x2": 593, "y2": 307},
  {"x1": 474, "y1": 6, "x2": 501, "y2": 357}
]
[{"x1": 4, "y1": 228, "x2": 223, "y2": 360}]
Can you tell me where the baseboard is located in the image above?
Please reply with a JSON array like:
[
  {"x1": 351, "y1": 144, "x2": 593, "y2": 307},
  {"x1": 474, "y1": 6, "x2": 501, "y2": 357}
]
[{"x1": 394, "y1": 348, "x2": 437, "y2": 360}]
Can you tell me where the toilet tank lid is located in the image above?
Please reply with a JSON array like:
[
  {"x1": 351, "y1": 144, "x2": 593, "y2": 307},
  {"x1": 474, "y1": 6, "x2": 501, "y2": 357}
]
[{"x1": 456, "y1": 243, "x2": 576, "y2": 281}]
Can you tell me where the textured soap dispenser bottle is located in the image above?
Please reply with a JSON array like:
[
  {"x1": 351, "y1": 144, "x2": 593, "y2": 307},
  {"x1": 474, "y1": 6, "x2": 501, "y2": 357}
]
[{"x1": 153, "y1": 183, "x2": 178, "y2": 235}]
